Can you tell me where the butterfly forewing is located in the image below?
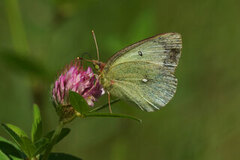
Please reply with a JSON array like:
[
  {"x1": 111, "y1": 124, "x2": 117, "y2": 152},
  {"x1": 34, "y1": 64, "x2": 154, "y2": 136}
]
[{"x1": 101, "y1": 33, "x2": 182, "y2": 112}]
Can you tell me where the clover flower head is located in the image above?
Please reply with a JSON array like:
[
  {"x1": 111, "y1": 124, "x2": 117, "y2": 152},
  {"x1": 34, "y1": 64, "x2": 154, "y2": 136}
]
[{"x1": 52, "y1": 59, "x2": 104, "y2": 121}]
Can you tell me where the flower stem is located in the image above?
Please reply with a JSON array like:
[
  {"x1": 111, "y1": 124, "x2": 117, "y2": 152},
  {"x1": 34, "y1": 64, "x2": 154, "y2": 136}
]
[{"x1": 42, "y1": 121, "x2": 64, "y2": 160}]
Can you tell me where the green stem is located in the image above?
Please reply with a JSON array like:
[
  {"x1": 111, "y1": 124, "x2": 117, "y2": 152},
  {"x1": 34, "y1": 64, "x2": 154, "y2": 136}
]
[{"x1": 42, "y1": 121, "x2": 64, "y2": 160}]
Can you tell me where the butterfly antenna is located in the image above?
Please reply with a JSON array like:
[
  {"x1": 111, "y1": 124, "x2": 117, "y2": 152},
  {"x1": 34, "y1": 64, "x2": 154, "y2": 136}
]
[
  {"x1": 92, "y1": 30, "x2": 100, "y2": 61},
  {"x1": 77, "y1": 57, "x2": 94, "y2": 63}
]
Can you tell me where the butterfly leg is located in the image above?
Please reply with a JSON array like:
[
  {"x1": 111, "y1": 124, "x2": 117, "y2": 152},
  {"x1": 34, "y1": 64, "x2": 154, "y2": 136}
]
[{"x1": 107, "y1": 91, "x2": 113, "y2": 113}]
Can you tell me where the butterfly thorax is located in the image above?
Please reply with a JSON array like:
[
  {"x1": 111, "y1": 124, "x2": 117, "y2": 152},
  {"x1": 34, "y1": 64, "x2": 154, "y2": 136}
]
[{"x1": 99, "y1": 69, "x2": 113, "y2": 90}]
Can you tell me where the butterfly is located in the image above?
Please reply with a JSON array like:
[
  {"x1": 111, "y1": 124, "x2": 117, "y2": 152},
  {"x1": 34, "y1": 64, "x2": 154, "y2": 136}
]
[{"x1": 91, "y1": 31, "x2": 182, "y2": 112}]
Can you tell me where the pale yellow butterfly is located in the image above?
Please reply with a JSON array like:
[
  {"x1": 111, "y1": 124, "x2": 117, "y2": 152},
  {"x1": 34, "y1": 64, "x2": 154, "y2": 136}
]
[{"x1": 91, "y1": 32, "x2": 182, "y2": 112}]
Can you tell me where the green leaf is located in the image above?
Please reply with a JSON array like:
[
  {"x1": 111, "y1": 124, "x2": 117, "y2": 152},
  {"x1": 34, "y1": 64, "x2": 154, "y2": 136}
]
[
  {"x1": 1, "y1": 124, "x2": 36, "y2": 158},
  {"x1": 89, "y1": 99, "x2": 120, "y2": 113},
  {"x1": 0, "y1": 136, "x2": 20, "y2": 151},
  {"x1": 69, "y1": 91, "x2": 89, "y2": 114},
  {"x1": 0, "y1": 136, "x2": 24, "y2": 159},
  {"x1": 1, "y1": 123, "x2": 27, "y2": 148},
  {"x1": 44, "y1": 128, "x2": 71, "y2": 145},
  {"x1": 33, "y1": 138, "x2": 49, "y2": 156},
  {"x1": 46, "y1": 152, "x2": 82, "y2": 160},
  {"x1": 84, "y1": 113, "x2": 142, "y2": 123},
  {"x1": 18, "y1": 137, "x2": 36, "y2": 158},
  {"x1": 31, "y1": 104, "x2": 42, "y2": 143},
  {"x1": 0, "y1": 150, "x2": 10, "y2": 160},
  {"x1": 9, "y1": 156, "x2": 23, "y2": 160}
]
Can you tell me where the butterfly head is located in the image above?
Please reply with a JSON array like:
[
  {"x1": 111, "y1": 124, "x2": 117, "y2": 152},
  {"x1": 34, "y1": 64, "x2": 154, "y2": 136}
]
[{"x1": 92, "y1": 60, "x2": 105, "y2": 73}]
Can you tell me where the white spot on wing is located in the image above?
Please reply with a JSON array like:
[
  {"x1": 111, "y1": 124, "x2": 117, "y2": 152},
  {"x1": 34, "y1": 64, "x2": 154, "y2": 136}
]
[{"x1": 142, "y1": 78, "x2": 148, "y2": 83}]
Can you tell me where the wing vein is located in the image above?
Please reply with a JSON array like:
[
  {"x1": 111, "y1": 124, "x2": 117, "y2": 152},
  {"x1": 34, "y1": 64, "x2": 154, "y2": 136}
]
[{"x1": 109, "y1": 60, "x2": 163, "y2": 71}]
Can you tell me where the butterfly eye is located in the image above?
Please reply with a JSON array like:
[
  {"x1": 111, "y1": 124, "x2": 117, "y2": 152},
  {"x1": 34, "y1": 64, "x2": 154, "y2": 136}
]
[{"x1": 95, "y1": 64, "x2": 100, "y2": 70}]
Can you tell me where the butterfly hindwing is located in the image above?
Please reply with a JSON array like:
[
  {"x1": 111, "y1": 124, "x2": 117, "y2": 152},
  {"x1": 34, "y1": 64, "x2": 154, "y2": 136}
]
[{"x1": 101, "y1": 33, "x2": 182, "y2": 112}]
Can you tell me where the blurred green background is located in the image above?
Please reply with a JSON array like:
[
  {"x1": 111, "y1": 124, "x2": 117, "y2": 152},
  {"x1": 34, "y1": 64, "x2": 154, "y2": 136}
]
[{"x1": 1, "y1": 0, "x2": 240, "y2": 159}]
